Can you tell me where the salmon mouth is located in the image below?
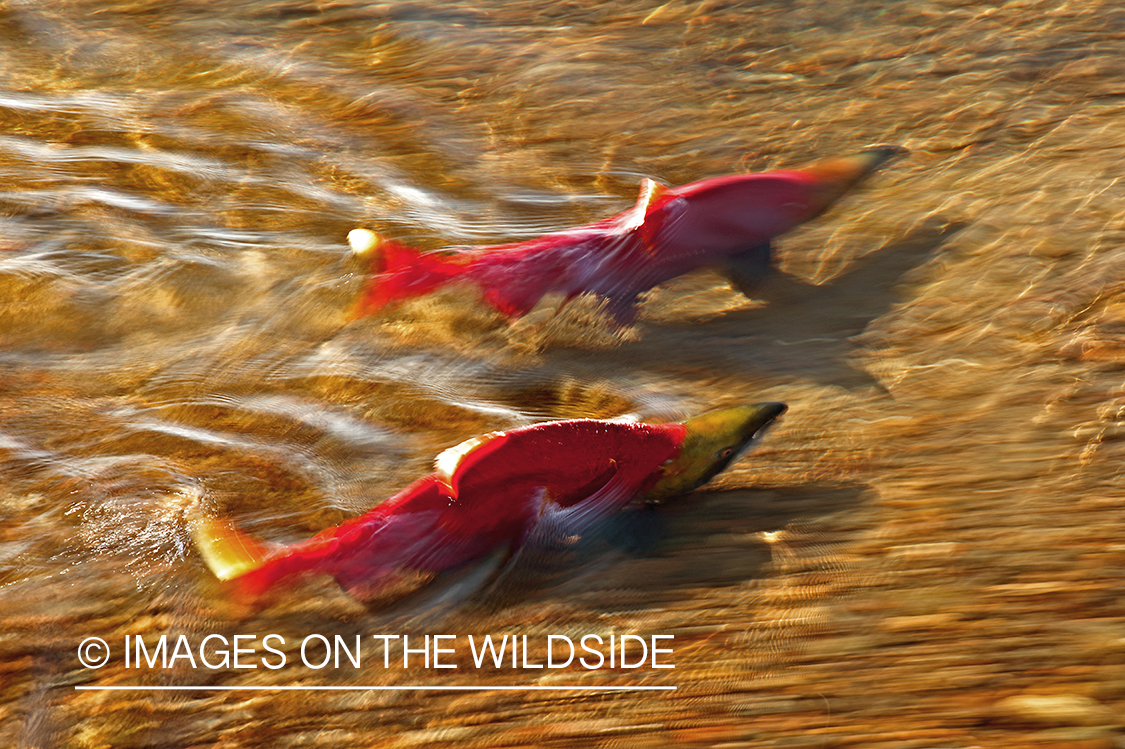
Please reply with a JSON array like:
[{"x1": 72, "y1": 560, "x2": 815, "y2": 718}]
[
  {"x1": 751, "y1": 401, "x2": 787, "y2": 438},
  {"x1": 735, "y1": 401, "x2": 787, "y2": 459}
]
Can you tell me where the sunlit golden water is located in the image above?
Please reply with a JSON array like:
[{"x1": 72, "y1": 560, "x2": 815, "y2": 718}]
[{"x1": 2, "y1": 1, "x2": 1125, "y2": 747}]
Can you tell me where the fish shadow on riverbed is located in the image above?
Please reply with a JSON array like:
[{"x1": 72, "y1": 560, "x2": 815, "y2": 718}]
[
  {"x1": 216, "y1": 484, "x2": 867, "y2": 630},
  {"x1": 429, "y1": 482, "x2": 870, "y2": 614},
  {"x1": 582, "y1": 218, "x2": 968, "y2": 390}
]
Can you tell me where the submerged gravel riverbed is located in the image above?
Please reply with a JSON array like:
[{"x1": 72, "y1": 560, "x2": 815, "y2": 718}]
[{"x1": 2, "y1": 1, "x2": 1125, "y2": 747}]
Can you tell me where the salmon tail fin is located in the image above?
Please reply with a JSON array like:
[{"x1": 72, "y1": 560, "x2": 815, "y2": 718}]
[
  {"x1": 348, "y1": 228, "x2": 471, "y2": 319},
  {"x1": 190, "y1": 515, "x2": 280, "y2": 600}
]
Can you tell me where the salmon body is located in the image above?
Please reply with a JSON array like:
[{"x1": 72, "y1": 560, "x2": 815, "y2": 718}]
[
  {"x1": 192, "y1": 403, "x2": 786, "y2": 603},
  {"x1": 352, "y1": 147, "x2": 905, "y2": 325}
]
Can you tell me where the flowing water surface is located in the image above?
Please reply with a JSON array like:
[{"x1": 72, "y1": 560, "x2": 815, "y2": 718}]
[{"x1": 2, "y1": 1, "x2": 1125, "y2": 747}]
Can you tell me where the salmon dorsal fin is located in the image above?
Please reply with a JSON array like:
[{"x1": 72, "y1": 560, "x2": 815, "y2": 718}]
[
  {"x1": 619, "y1": 178, "x2": 668, "y2": 231},
  {"x1": 434, "y1": 430, "x2": 506, "y2": 497}
]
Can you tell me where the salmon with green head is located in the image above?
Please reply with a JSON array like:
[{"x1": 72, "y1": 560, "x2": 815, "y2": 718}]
[
  {"x1": 350, "y1": 146, "x2": 907, "y2": 326},
  {"x1": 192, "y1": 403, "x2": 787, "y2": 606},
  {"x1": 643, "y1": 402, "x2": 788, "y2": 503}
]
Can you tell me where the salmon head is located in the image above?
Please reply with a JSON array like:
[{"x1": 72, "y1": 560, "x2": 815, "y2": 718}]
[{"x1": 642, "y1": 402, "x2": 787, "y2": 503}]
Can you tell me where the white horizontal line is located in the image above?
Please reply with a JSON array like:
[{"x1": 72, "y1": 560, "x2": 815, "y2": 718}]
[{"x1": 76, "y1": 685, "x2": 676, "y2": 692}]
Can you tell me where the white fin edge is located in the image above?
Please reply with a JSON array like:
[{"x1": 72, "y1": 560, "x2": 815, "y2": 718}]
[
  {"x1": 433, "y1": 430, "x2": 505, "y2": 493},
  {"x1": 619, "y1": 178, "x2": 668, "y2": 231}
]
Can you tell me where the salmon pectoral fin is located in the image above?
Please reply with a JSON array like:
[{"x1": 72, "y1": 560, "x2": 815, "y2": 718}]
[
  {"x1": 722, "y1": 242, "x2": 773, "y2": 298},
  {"x1": 522, "y1": 462, "x2": 637, "y2": 549},
  {"x1": 482, "y1": 470, "x2": 636, "y2": 596}
]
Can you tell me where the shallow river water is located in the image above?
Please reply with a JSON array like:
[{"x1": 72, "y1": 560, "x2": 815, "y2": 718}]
[{"x1": 2, "y1": 1, "x2": 1125, "y2": 747}]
